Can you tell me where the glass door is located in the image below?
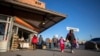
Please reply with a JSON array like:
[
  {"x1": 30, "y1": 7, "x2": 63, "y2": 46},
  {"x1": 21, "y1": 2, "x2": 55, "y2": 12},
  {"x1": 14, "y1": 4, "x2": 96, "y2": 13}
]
[
  {"x1": 0, "y1": 14, "x2": 13, "y2": 41},
  {"x1": 0, "y1": 14, "x2": 14, "y2": 52}
]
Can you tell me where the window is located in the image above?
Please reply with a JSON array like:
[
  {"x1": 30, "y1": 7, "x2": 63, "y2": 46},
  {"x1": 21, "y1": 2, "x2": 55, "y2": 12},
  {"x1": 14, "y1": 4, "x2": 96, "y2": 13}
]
[
  {"x1": 0, "y1": 14, "x2": 7, "y2": 21},
  {"x1": 0, "y1": 23, "x2": 6, "y2": 40},
  {"x1": 91, "y1": 38, "x2": 100, "y2": 41}
]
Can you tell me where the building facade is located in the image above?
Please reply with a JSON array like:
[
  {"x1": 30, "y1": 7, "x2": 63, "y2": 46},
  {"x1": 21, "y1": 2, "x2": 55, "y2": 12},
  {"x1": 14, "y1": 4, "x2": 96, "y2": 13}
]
[{"x1": 0, "y1": 0, "x2": 66, "y2": 52}]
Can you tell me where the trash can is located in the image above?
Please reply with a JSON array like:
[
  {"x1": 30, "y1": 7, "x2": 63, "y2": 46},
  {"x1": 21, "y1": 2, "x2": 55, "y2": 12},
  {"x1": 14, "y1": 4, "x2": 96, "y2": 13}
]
[{"x1": 0, "y1": 40, "x2": 7, "y2": 52}]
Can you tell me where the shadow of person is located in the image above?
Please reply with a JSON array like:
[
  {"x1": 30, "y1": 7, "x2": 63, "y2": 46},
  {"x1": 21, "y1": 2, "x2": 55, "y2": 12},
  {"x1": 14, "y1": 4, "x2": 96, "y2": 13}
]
[{"x1": 16, "y1": 54, "x2": 21, "y2": 56}]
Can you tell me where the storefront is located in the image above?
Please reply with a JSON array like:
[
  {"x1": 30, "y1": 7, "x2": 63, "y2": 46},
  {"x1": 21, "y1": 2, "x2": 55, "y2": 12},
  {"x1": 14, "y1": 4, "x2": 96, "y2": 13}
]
[
  {"x1": 0, "y1": 0, "x2": 66, "y2": 52},
  {"x1": 0, "y1": 14, "x2": 37, "y2": 52}
]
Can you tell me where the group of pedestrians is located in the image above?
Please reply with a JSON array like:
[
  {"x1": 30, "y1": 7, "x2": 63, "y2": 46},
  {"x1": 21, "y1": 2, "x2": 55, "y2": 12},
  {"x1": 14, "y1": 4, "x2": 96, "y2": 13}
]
[
  {"x1": 31, "y1": 29, "x2": 78, "y2": 53},
  {"x1": 59, "y1": 29, "x2": 77, "y2": 53},
  {"x1": 31, "y1": 34, "x2": 45, "y2": 49}
]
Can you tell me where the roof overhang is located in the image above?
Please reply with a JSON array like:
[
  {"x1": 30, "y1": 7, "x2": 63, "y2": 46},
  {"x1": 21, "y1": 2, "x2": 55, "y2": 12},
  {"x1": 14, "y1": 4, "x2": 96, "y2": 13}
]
[{"x1": 0, "y1": 0, "x2": 67, "y2": 33}]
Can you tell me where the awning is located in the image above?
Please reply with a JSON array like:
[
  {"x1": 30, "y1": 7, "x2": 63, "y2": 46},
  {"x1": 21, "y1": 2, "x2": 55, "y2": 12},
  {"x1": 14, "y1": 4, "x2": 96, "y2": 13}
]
[{"x1": 0, "y1": 0, "x2": 67, "y2": 33}]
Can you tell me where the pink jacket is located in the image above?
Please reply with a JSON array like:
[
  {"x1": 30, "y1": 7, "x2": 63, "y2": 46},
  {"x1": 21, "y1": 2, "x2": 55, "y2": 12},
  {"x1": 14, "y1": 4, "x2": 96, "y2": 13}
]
[{"x1": 59, "y1": 38, "x2": 65, "y2": 44}]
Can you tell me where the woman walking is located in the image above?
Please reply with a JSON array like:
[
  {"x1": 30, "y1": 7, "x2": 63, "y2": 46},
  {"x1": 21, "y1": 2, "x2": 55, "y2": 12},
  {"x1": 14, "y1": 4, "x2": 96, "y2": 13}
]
[{"x1": 66, "y1": 29, "x2": 76, "y2": 53}]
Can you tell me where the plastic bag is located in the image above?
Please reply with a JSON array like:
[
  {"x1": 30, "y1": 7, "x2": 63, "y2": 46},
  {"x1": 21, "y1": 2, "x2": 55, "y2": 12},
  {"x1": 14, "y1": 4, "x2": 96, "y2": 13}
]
[{"x1": 76, "y1": 43, "x2": 79, "y2": 48}]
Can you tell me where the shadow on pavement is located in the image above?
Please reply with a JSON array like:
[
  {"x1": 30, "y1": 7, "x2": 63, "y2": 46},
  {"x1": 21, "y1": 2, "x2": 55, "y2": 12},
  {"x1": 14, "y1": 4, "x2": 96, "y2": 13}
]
[
  {"x1": 38, "y1": 49, "x2": 71, "y2": 53},
  {"x1": 16, "y1": 54, "x2": 21, "y2": 56}
]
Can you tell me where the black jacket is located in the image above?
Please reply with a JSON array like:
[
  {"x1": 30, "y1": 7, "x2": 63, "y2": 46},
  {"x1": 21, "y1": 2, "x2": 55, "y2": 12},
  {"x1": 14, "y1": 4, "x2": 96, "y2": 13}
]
[{"x1": 66, "y1": 33, "x2": 75, "y2": 41}]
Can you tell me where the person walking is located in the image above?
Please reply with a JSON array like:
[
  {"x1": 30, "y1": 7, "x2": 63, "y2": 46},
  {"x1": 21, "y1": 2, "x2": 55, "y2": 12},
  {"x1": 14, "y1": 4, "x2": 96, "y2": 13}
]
[
  {"x1": 45, "y1": 38, "x2": 50, "y2": 49},
  {"x1": 38, "y1": 35, "x2": 44, "y2": 49},
  {"x1": 31, "y1": 34, "x2": 38, "y2": 49},
  {"x1": 52, "y1": 37, "x2": 58, "y2": 48},
  {"x1": 66, "y1": 29, "x2": 76, "y2": 53},
  {"x1": 59, "y1": 37, "x2": 65, "y2": 53}
]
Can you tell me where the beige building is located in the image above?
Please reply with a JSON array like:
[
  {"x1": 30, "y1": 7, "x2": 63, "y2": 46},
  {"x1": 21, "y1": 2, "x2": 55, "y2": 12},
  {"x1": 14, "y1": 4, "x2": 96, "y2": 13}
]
[
  {"x1": 0, "y1": 0, "x2": 66, "y2": 52},
  {"x1": 16, "y1": 0, "x2": 45, "y2": 8}
]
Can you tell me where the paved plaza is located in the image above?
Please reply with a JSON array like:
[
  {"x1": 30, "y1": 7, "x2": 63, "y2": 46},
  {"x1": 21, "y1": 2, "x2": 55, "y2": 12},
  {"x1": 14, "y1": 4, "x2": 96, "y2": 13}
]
[{"x1": 0, "y1": 47, "x2": 100, "y2": 56}]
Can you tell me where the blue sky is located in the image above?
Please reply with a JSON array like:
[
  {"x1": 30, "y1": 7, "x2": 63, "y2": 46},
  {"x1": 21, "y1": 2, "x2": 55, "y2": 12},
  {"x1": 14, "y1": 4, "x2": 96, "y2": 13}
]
[{"x1": 39, "y1": 0, "x2": 100, "y2": 41}]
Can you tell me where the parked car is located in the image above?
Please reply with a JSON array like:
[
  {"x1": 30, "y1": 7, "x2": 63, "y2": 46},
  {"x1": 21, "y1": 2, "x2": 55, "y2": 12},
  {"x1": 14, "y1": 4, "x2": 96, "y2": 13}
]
[{"x1": 85, "y1": 37, "x2": 100, "y2": 50}]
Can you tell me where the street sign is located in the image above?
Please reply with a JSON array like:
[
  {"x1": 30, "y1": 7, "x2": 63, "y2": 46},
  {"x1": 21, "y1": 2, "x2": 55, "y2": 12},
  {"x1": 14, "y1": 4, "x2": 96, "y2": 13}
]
[{"x1": 66, "y1": 26, "x2": 79, "y2": 32}]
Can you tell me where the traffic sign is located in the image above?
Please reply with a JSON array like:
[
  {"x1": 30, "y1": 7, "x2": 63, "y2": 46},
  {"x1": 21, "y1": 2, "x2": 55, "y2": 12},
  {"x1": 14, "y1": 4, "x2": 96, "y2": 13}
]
[{"x1": 66, "y1": 26, "x2": 79, "y2": 32}]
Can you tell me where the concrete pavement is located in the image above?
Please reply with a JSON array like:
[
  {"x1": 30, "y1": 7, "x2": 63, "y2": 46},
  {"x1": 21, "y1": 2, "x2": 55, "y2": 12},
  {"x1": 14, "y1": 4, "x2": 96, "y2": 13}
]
[{"x1": 0, "y1": 48, "x2": 100, "y2": 56}]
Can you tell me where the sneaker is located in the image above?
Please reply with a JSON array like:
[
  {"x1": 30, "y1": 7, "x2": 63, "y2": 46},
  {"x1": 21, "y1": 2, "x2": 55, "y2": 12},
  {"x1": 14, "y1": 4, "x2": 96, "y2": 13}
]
[
  {"x1": 71, "y1": 50, "x2": 74, "y2": 53},
  {"x1": 61, "y1": 50, "x2": 64, "y2": 53}
]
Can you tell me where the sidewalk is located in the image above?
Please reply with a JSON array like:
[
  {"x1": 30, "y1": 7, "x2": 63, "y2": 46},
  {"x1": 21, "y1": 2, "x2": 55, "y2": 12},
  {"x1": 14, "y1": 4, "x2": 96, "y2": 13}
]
[{"x1": 0, "y1": 48, "x2": 100, "y2": 56}]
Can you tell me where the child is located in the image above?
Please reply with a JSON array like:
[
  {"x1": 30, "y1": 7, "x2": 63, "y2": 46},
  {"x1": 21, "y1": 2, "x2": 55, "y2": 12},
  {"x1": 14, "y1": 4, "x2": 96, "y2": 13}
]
[{"x1": 59, "y1": 37, "x2": 65, "y2": 53}]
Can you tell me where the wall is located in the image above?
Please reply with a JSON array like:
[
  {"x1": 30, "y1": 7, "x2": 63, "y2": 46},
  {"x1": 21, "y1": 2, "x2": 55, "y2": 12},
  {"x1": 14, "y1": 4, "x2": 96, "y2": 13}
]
[{"x1": 15, "y1": 0, "x2": 45, "y2": 8}]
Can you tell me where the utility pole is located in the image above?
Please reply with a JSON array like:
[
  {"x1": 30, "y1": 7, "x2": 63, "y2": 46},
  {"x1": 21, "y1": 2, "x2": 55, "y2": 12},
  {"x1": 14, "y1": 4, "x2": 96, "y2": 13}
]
[{"x1": 90, "y1": 34, "x2": 92, "y2": 39}]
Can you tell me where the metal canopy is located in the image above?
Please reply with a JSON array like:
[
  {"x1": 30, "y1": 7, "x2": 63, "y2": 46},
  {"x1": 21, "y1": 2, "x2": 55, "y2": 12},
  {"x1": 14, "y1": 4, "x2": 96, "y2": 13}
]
[{"x1": 0, "y1": 0, "x2": 67, "y2": 33}]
